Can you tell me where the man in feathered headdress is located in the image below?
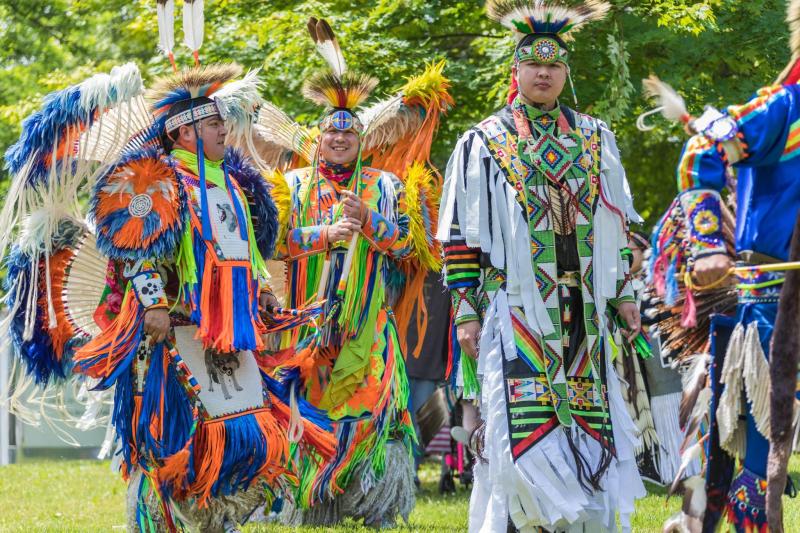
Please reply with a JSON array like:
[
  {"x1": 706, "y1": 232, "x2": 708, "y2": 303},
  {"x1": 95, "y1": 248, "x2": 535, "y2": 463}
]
[
  {"x1": 643, "y1": 2, "x2": 800, "y2": 531},
  {"x1": 2, "y1": 62, "x2": 337, "y2": 532},
  {"x1": 253, "y1": 17, "x2": 451, "y2": 528},
  {"x1": 437, "y1": 1, "x2": 646, "y2": 530}
]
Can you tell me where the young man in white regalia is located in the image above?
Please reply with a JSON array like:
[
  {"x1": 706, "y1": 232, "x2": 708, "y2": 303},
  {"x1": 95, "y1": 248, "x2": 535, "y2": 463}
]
[{"x1": 437, "y1": 1, "x2": 646, "y2": 531}]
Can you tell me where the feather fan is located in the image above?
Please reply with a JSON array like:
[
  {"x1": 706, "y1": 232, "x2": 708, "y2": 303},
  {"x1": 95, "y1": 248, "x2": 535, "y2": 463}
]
[{"x1": 642, "y1": 75, "x2": 691, "y2": 124}]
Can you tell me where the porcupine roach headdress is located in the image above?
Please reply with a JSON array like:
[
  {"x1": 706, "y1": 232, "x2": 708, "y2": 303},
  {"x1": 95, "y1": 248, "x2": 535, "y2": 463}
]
[{"x1": 486, "y1": 0, "x2": 611, "y2": 104}]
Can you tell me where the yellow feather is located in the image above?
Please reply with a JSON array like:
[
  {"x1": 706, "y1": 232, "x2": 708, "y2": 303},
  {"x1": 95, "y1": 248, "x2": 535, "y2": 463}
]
[
  {"x1": 266, "y1": 169, "x2": 292, "y2": 250},
  {"x1": 400, "y1": 60, "x2": 452, "y2": 110},
  {"x1": 401, "y1": 162, "x2": 441, "y2": 272}
]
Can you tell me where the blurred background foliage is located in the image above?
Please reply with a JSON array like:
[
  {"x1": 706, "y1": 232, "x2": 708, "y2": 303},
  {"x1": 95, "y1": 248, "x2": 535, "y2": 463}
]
[{"x1": 0, "y1": 0, "x2": 789, "y2": 226}]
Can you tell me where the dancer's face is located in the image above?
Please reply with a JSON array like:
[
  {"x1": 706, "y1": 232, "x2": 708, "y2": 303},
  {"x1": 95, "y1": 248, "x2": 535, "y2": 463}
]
[
  {"x1": 320, "y1": 129, "x2": 359, "y2": 165},
  {"x1": 515, "y1": 60, "x2": 567, "y2": 109},
  {"x1": 175, "y1": 115, "x2": 228, "y2": 162}
]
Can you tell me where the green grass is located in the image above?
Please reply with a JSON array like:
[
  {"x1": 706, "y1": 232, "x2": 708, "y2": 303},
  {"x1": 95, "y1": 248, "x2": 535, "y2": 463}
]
[{"x1": 0, "y1": 457, "x2": 798, "y2": 532}]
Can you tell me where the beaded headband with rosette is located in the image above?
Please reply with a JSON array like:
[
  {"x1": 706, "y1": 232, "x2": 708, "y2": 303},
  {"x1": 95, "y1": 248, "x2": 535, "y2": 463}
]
[
  {"x1": 148, "y1": 63, "x2": 242, "y2": 140},
  {"x1": 486, "y1": 0, "x2": 611, "y2": 64}
]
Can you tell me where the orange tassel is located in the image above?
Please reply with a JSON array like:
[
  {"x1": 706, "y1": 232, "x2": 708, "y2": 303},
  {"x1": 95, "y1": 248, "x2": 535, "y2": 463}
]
[{"x1": 73, "y1": 291, "x2": 142, "y2": 379}]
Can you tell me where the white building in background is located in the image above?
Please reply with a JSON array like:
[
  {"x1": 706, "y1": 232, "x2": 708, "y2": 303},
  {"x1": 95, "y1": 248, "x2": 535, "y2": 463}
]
[{"x1": 0, "y1": 340, "x2": 106, "y2": 465}]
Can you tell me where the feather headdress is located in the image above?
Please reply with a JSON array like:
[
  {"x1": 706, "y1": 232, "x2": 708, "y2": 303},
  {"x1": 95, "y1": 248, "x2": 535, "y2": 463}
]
[
  {"x1": 486, "y1": 0, "x2": 611, "y2": 41},
  {"x1": 148, "y1": 63, "x2": 241, "y2": 118},
  {"x1": 302, "y1": 18, "x2": 377, "y2": 115}
]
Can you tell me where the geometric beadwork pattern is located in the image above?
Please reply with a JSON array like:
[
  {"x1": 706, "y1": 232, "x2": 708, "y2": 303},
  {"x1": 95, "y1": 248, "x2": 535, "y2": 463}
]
[
  {"x1": 476, "y1": 112, "x2": 614, "y2": 450},
  {"x1": 526, "y1": 133, "x2": 573, "y2": 182}
]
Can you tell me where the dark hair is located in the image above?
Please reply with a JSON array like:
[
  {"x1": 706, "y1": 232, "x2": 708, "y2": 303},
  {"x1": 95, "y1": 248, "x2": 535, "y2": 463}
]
[
  {"x1": 160, "y1": 96, "x2": 216, "y2": 152},
  {"x1": 629, "y1": 230, "x2": 650, "y2": 251}
]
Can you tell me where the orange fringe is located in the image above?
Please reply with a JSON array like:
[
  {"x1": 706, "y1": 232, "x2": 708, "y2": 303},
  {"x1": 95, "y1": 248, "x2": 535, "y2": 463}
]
[
  {"x1": 188, "y1": 408, "x2": 288, "y2": 508},
  {"x1": 271, "y1": 395, "x2": 336, "y2": 461},
  {"x1": 391, "y1": 268, "x2": 428, "y2": 359},
  {"x1": 38, "y1": 248, "x2": 77, "y2": 360},
  {"x1": 194, "y1": 259, "x2": 265, "y2": 353},
  {"x1": 73, "y1": 291, "x2": 142, "y2": 379}
]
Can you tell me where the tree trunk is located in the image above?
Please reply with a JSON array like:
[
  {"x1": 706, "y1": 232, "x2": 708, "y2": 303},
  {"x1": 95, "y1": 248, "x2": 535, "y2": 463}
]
[{"x1": 766, "y1": 210, "x2": 800, "y2": 532}]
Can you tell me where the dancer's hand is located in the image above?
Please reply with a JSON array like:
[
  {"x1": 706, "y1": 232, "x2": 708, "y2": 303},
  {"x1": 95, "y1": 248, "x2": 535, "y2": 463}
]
[
  {"x1": 144, "y1": 308, "x2": 170, "y2": 343},
  {"x1": 259, "y1": 291, "x2": 279, "y2": 318},
  {"x1": 457, "y1": 320, "x2": 481, "y2": 359},
  {"x1": 693, "y1": 253, "x2": 733, "y2": 287},
  {"x1": 327, "y1": 218, "x2": 361, "y2": 243},
  {"x1": 341, "y1": 190, "x2": 368, "y2": 223},
  {"x1": 617, "y1": 301, "x2": 641, "y2": 342}
]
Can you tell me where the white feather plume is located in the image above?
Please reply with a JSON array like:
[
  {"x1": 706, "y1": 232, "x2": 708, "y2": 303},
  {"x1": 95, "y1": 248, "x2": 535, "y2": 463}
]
[
  {"x1": 307, "y1": 18, "x2": 347, "y2": 78},
  {"x1": 78, "y1": 73, "x2": 112, "y2": 114},
  {"x1": 157, "y1": 0, "x2": 176, "y2": 55},
  {"x1": 643, "y1": 75, "x2": 689, "y2": 123},
  {"x1": 182, "y1": 0, "x2": 204, "y2": 52}
]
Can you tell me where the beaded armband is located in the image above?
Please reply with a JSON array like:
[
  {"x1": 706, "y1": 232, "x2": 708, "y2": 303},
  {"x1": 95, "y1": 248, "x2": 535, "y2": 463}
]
[
  {"x1": 124, "y1": 260, "x2": 168, "y2": 310},
  {"x1": 444, "y1": 242, "x2": 482, "y2": 325},
  {"x1": 679, "y1": 189, "x2": 727, "y2": 259}
]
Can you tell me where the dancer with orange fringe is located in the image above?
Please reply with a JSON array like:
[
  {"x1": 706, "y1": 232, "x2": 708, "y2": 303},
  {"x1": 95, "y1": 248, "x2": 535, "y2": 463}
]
[
  {"x1": 1, "y1": 62, "x2": 338, "y2": 533},
  {"x1": 245, "y1": 18, "x2": 452, "y2": 528}
]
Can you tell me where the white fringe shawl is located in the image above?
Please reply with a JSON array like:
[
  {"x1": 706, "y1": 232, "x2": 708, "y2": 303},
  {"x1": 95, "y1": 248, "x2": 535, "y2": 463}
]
[
  {"x1": 716, "y1": 321, "x2": 771, "y2": 457},
  {"x1": 470, "y1": 291, "x2": 645, "y2": 533}
]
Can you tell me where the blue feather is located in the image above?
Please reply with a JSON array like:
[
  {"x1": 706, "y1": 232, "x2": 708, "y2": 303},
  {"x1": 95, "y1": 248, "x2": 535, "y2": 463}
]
[
  {"x1": 4, "y1": 85, "x2": 87, "y2": 185},
  {"x1": 223, "y1": 148, "x2": 279, "y2": 259},
  {"x1": 3, "y1": 247, "x2": 70, "y2": 385}
]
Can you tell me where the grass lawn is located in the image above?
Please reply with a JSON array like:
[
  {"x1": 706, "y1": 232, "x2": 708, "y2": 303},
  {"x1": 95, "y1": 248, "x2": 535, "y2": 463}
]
[{"x1": 0, "y1": 457, "x2": 798, "y2": 532}]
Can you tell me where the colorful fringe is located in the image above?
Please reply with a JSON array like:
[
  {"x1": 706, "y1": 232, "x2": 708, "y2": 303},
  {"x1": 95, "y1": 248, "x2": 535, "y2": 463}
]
[
  {"x1": 73, "y1": 295, "x2": 333, "y2": 513},
  {"x1": 290, "y1": 310, "x2": 414, "y2": 508},
  {"x1": 176, "y1": 209, "x2": 265, "y2": 353}
]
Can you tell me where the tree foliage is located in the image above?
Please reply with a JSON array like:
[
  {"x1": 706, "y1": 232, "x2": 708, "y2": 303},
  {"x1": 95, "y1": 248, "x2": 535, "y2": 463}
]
[{"x1": 0, "y1": 0, "x2": 789, "y2": 226}]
